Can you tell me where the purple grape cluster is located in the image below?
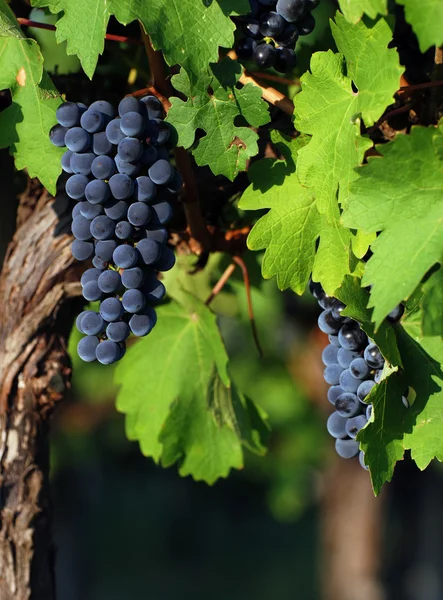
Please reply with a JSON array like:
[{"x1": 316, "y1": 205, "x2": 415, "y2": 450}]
[
  {"x1": 50, "y1": 96, "x2": 181, "y2": 365},
  {"x1": 235, "y1": 0, "x2": 319, "y2": 72},
  {"x1": 310, "y1": 281, "x2": 405, "y2": 470}
]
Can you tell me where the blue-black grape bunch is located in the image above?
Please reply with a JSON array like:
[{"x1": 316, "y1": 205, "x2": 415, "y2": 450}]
[
  {"x1": 49, "y1": 96, "x2": 181, "y2": 365},
  {"x1": 235, "y1": 0, "x2": 319, "y2": 72},
  {"x1": 310, "y1": 281, "x2": 405, "y2": 470}
]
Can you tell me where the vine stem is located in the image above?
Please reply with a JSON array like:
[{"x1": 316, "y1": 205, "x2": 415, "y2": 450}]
[
  {"x1": 232, "y1": 256, "x2": 263, "y2": 358},
  {"x1": 17, "y1": 18, "x2": 144, "y2": 45},
  {"x1": 205, "y1": 263, "x2": 236, "y2": 306}
]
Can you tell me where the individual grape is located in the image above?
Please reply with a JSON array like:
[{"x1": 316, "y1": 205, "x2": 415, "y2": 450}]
[
  {"x1": 128, "y1": 202, "x2": 152, "y2": 227},
  {"x1": 253, "y1": 43, "x2": 276, "y2": 68},
  {"x1": 244, "y1": 20, "x2": 261, "y2": 39},
  {"x1": 331, "y1": 300, "x2": 348, "y2": 322},
  {"x1": 387, "y1": 304, "x2": 405, "y2": 323},
  {"x1": 364, "y1": 343, "x2": 385, "y2": 369},
  {"x1": 70, "y1": 152, "x2": 96, "y2": 176},
  {"x1": 144, "y1": 227, "x2": 168, "y2": 244},
  {"x1": 92, "y1": 255, "x2": 107, "y2": 269},
  {"x1": 81, "y1": 312, "x2": 106, "y2": 335},
  {"x1": 49, "y1": 124, "x2": 68, "y2": 147},
  {"x1": 93, "y1": 131, "x2": 114, "y2": 155},
  {"x1": 109, "y1": 173, "x2": 135, "y2": 200},
  {"x1": 139, "y1": 95, "x2": 163, "y2": 120},
  {"x1": 81, "y1": 268, "x2": 103, "y2": 286},
  {"x1": 118, "y1": 96, "x2": 141, "y2": 117},
  {"x1": 366, "y1": 404, "x2": 373, "y2": 420},
  {"x1": 324, "y1": 364, "x2": 344, "y2": 386},
  {"x1": 276, "y1": 0, "x2": 308, "y2": 22},
  {"x1": 99, "y1": 297, "x2": 124, "y2": 322},
  {"x1": 259, "y1": 11, "x2": 285, "y2": 37},
  {"x1": 148, "y1": 159, "x2": 174, "y2": 185},
  {"x1": 121, "y1": 267, "x2": 145, "y2": 289},
  {"x1": 136, "y1": 239, "x2": 162, "y2": 266},
  {"x1": 374, "y1": 369, "x2": 383, "y2": 384},
  {"x1": 326, "y1": 412, "x2": 348, "y2": 439},
  {"x1": 154, "y1": 246, "x2": 175, "y2": 272},
  {"x1": 97, "y1": 269, "x2": 121, "y2": 293},
  {"x1": 335, "y1": 438, "x2": 359, "y2": 459},
  {"x1": 96, "y1": 340, "x2": 122, "y2": 365},
  {"x1": 129, "y1": 306, "x2": 157, "y2": 336},
  {"x1": 65, "y1": 127, "x2": 91, "y2": 152},
  {"x1": 113, "y1": 244, "x2": 138, "y2": 269},
  {"x1": 122, "y1": 289, "x2": 146, "y2": 313},
  {"x1": 91, "y1": 155, "x2": 116, "y2": 180},
  {"x1": 90, "y1": 215, "x2": 115, "y2": 240},
  {"x1": 318, "y1": 310, "x2": 341, "y2": 335},
  {"x1": 298, "y1": 12, "x2": 315, "y2": 35},
  {"x1": 338, "y1": 323, "x2": 367, "y2": 351},
  {"x1": 79, "y1": 201, "x2": 103, "y2": 220},
  {"x1": 120, "y1": 111, "x2": 145, "y2": 137},
  {"x1": 80, "y1": 109, "x2": 107, "y2": 133},
  {"x1": 145, "y1": 119, "x2": 170, "y2": 146},
  {"x1": 140, "y1": 145, "x2": 158, "y2": 168},
  {"x1": 89, "y1": 100, "x2": 115, "y2": 118},
  {"x1": 134, "y1": 176, "x2": 157, "y2": 203},
  {"x1": 349, "y1": 357, "x2": 370, "y2": 380},
  {"x1": 275, "y1": 23, "x2": 299, "y2": 47},
  {"x1": 356, "y1": 380, "x2": 376, "y2": 403},
  {"x1": 143, "y1": 278, "x2": 166, "y2": 304},
  {"x1": 339, "y1": 369, "x2": 360, "y2": 393},
  {"x1": 56, "y1": 101, "x2": 81, "y2": 127},
  {"x1": 105, "y1": 119, "x2": 125, "y2": 145},
  {"x1": 335, "y1": 392, "x2": 360, "y2": 418},
  {"x1": 72, "y1": 203, "x2": 82, "y2": 218},
  {"x1": 346, "y1": 415, "x2": 368, "y2": 439},
  {"x1": 309, "y1": 279, "x2": 323, "y2": 299},
  {"x1": 236, "y1": 38, "x2": 257, "y2": 59},
  {"x1": 327, "y1": 385, "x2": 344, "y2": 406},
  {"x1": 106, "y1": 321, "x2": 131, "y2": 343},
  {"x1": 274, "y1": 48, "x2": 297, "y2": 73},
  {"x1": 117, "y1": 137, "x2": 143, "y2": 162},
  {"x1": 72, "y1": 215, "x2": 92, "y2": 241},
  {"x1": 77, "y1": 336, "x2": 99, "y2": 362},
  {"x1": 337, "y1": 348, "x2": 361, "y2": 369},
  {"x1": 115, "y1": 221, "x2": 134, "y2": 240},
  {"x1": 66, "y1": 174, "x2": 89, "y2": 200},
  {"x1": 95, "y1": 240, "x2": 117, "y2": 262},
  {"x1": 104, "y1": 199, "x2": 128, "y2": 221},
  {"x1": 115, "y1": 155, "x2": 141, "y2": 177},
  {"x1": 328, "y1": 334, "x2": 340, "y2": 347},
  {"x1": 76, "y1": 310, "x2": 90, "y2": 333},
  {"x1": 71, "y1": 240, "x2": 94, "y2": 261},
  {"x1": 150, "y1": 201, "x2": 173, "y2": 225},
  {"x1": 167, "y1": 171, "x2": 183, "y2": 195},
  {"x1": 82, "y1": 280, "x2": 103, "y2": 302},
  {"x1": 359, "y1": 451, "x2": 369, "y2": 470},
  {"x1": 61, "y1": 150, "x2": 74, "y2": 173},
  {"x1": 85, "y1": 179, "x2": 110, "y2": 204}
]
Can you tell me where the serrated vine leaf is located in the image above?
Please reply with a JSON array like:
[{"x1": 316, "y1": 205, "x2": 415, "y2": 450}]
[
  {"x1": 167, "y1": 59, "x2": 270, "y2": 180},
  {"x1": 0, "y1": 0, "x2": 62, "y2": 193},
  {"x1": 397, "y1": 0, "x2": 443, "y2": 53},
  {"x1": 32, "y1": 0, "x2": 249, "y2": 80},
  {"x1": 294, "y1": 13, "x2": 403, "y2": 215},
  {"x1": 115, "y1": 297, "x2": 267, "y2": 483},
  {"x1": 337, "y1": 0, "x2": 387, "y2": 23},
  {"x1": 342, "y1": 124, "x2": 443, "y2": 327},
  {"x1": 239, "y1": 134, "x2": 356, "y2": 295}
]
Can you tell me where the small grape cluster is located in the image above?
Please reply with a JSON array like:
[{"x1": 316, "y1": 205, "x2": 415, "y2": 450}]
[
  {"x1": 310, "y1": 281, "x2": 405, "y2": 470},
  {"x1": 235, "y1": 0, "x2": 319, "y2": 72},
  {"x1": 49, "y1": 96, "x2": 181, "y2": 365}
]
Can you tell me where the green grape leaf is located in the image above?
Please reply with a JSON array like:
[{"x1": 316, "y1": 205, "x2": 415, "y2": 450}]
[
  {"x1": 0, "y1": 0, "x2": 62, "y2": 193},
  {"x1": 31, "y1": 0, "x2": 110, "y2": 79},
  {"x1": 115, "y1": 0, "x2": 249, "y2": 82},
  {"x1": 294, "y1": 13, "x2": 403, "y2": 215},
  {"x1": 32, "y1": 0, "x2": 249, "y2": 80},
  {"x1": 115, "y1": 296, "x2": 268, "y2": 484},
  {"x1": 239, "y1": 134, "x2": 355, "y2": 295},
  {"x1": 421, "y1": 269, "x2": 443, "y2": 337},
  {"x1": 337, "y1": 0, "x2": 388, "y2": 23},
  {"x1": 334, "y1": 275, "x2": 402, "y2": 367},
  {"x1": 396, "y1": 0, "x2": 443, "y2": 53},
  {"x1": 342, "y1": 124, "x2": 443, "y2": 327},
  {"x1": 167, "y1": 59, "x2": 270, "y2": 180}
]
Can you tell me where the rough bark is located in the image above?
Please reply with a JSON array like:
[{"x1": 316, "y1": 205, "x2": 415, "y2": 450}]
[{"x1": 0, "y1": 180, "x2": 80, "y2": 600}]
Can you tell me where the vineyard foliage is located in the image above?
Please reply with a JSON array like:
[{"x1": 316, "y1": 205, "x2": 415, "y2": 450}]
[{"x1": 1, "y1": 0, "x2": 443, "y2": 495}]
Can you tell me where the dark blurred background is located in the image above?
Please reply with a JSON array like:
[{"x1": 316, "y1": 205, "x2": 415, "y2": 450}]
[{"x1": 5, "y1": 1, "x2": 443, "y2": 598}]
